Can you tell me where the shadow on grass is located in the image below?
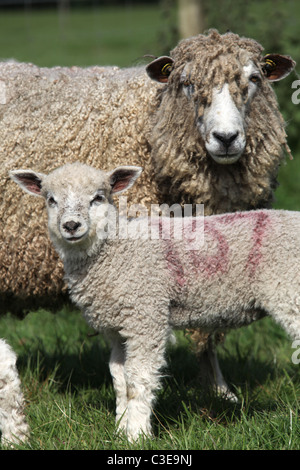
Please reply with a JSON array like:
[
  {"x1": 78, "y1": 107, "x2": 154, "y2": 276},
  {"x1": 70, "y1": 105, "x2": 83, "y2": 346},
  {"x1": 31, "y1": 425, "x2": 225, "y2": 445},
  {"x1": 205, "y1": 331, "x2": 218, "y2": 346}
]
[
  {"x1": 15, "y1": 327, "x2": 297, "y2": 433},
  {"x1": 153, "y1": 344, "x2": 283, "y2": 432}
]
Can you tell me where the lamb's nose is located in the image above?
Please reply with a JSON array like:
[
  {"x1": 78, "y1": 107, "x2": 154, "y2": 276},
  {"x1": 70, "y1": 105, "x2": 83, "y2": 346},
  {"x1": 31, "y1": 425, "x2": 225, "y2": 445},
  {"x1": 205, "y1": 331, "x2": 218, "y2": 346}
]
[
  {"x1": 63, "y1": 221, "x2": 81, "y2": 234},
  {"x1": 213, "y1": 131, "x2": 239, "y2": 149}
]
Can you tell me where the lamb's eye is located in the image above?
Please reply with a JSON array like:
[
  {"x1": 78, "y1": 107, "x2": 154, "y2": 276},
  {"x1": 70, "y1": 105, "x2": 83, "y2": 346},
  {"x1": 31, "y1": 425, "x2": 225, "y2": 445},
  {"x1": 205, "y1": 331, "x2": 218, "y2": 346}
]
[
  {"x1": 249, "y1": 74, "x2": 261, "y2": 84},
  {"x1": 183, "y1": 79, "x2": 191, "y2": 87},
  {"x1": 91, "y1": 194, "x2": 105, "y2": 205},
  {"x1": 47, "y1": 196, "x2": 57, "y2": 207}
]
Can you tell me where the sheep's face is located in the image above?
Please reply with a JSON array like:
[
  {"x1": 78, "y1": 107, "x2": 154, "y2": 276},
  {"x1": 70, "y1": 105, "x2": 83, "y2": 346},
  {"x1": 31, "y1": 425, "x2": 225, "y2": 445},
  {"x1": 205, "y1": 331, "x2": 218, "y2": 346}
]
[
  {"x1": 150, "y1": 56, "x2": 261, "y2": 164},
  {"x1": 146, "y1": 32, "x2": 295, "y2": 165},
  {"x1": 192, "y1": 61, "x2": 261, "y2": 164},
  {"x1": 10, "y1": 163, "x2": 142, "y2": 258}
]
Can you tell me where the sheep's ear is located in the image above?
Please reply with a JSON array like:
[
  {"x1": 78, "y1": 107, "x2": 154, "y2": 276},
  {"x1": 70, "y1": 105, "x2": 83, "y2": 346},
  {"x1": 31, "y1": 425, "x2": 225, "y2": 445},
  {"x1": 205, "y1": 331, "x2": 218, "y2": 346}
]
[
  {"x1": 9, "y1": 169, "x2": 44, "y2": 196},
  {"x1": 109, "y1": 166, "x2": 143, "y2": 194},
  {"x1": 262, "y1": 54, "x2": 296, "y2": 81},
  {"x1": 146, "y1": 56, "x2": 174, "y2": 83}
]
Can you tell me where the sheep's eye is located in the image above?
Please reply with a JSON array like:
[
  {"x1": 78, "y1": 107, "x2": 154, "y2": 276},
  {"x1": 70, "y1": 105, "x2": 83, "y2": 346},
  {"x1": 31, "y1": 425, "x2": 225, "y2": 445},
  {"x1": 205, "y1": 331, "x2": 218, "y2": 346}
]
[
  {"x1": 47, "y1": 196, "x2": 57, "y2": 207},
  {"x1": 91, "y1": 194, "x2": 105, "y2": 205},
  {"x1": 249, "y1": 74, "x2": 261, "y2": 84},
  {"x1": 182, "y1": 78, "x2": 194, "y2": 98}
]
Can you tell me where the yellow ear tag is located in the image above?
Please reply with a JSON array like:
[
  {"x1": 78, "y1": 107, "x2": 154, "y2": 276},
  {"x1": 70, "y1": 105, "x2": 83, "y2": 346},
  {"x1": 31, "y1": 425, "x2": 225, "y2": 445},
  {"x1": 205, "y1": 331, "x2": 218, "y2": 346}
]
[
  {"x1": 161, "y1": 63, "x2": 173, "y2": 76},
  {"x1": 265, "y1": 58, "x2": 276, "y2": 68}
]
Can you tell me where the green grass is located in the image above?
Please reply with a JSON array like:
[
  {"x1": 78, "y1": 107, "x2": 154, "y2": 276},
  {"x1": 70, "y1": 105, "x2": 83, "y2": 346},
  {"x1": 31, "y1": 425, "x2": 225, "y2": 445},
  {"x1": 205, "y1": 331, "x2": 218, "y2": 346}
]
[
  {"x1": 0, "y1": 308, "x2": 298, "y2": 450},
  {"x1": 0, "y1": 3, "x2": 299, "y2": 450},
  {"x1": 0, "y1": 6, "x2": 165, "y2": 67}
]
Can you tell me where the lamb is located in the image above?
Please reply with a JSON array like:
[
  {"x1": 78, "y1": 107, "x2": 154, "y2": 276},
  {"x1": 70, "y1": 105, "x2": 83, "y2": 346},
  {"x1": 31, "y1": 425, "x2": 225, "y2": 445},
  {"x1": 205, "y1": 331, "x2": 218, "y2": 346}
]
[
  {"x1": 10, "y1": 162, "x2": 300, "y2": 441},
  {"x1": 0, "y1": 339, "x2": 29, "y2": 445},
  {"x1": 1, "y1": 29, "x2": 295, "y2": 399}
]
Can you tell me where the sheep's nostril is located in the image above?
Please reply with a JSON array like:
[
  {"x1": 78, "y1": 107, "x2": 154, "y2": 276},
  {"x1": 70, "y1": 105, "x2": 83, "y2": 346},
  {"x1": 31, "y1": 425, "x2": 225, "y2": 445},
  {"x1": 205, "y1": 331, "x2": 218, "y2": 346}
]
[
  {"x1": 63, "y1": 221, "x2": 81, "y2": 234},
  {"x1": 213, "y1": 131, "x2": 239, "y2": 149}
]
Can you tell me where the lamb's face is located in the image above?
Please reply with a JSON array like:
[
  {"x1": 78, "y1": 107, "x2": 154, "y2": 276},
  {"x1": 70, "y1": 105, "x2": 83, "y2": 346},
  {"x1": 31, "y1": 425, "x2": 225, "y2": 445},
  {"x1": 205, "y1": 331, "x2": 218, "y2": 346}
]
[
  {"x1": 10, "y1": 163, "x2": 142, "y2": 257},
  {"x1": 45, "y1": 181, "x2": 111, "y2": 248},
  {"x1": 41, "y1": 165, "x2": 115, "y2": 252}
]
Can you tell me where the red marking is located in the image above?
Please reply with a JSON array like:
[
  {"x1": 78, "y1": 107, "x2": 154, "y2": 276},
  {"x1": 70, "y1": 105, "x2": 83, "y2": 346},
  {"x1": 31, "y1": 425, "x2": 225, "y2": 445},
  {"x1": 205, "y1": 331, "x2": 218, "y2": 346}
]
[
  {"x1": 215, "y1": 211, "x2": 270, "y2": 275},
  {"x1": 158, "y1": 219, "x2": 186, "y2": 287},
  {"x1": 163, "y1": 240, "x2": 187, "y2": 287},
  {"x1": 189, "y1": 224, "x2": 229, "y2": 277},
  {"x1": 159, "y1": 211, "x2": 270, "y2": 287},
  {"x1": 246, "y1": 212, "x2": 269, "y2": 276}
]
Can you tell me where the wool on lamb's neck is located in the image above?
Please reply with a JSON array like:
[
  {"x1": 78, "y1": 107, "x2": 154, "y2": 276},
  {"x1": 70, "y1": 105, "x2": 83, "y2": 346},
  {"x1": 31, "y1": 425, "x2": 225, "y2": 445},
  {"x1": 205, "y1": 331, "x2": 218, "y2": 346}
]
[{"x1": 50, "y1": 227, "x2": 108, "y2": 277}]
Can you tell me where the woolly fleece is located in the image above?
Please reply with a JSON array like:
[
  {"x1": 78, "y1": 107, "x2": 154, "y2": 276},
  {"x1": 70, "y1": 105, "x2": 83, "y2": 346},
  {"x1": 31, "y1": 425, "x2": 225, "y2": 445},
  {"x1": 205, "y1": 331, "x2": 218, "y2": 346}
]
[
  {"x1": 0, "y1": 30, "x2": 292, "y2": 313},
  {"x1": 11, "y1": 162, "x2": 300, "y2": 441}
]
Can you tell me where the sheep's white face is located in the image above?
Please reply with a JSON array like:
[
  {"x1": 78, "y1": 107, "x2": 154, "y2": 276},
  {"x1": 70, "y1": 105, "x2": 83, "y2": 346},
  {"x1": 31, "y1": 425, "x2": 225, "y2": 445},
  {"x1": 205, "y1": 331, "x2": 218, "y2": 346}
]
[
  {"x1": 182, "y1": 61, "x2": 262, "y2": 164},
  {"x1": 147, "y1": 39, "x2": 295, "y2": 168}
]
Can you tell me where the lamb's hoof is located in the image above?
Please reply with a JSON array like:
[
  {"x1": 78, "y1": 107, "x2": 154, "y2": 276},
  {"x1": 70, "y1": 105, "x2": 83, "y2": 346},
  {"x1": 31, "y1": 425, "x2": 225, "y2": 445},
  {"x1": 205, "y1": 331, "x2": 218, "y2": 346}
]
[
  {"x1": 1, "y1": 426, "x2": 29, "y2": 448},
  {"x1": 126, "y1": 426, "x2": 152, "y2": 444}
]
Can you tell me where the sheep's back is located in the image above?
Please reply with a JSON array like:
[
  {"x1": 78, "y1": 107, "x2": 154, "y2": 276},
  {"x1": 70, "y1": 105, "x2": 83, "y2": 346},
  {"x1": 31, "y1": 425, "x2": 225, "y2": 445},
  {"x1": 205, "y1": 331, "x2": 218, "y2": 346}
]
[{"x1": 0, "y1": 62, "x2": 160, "y2": 312}]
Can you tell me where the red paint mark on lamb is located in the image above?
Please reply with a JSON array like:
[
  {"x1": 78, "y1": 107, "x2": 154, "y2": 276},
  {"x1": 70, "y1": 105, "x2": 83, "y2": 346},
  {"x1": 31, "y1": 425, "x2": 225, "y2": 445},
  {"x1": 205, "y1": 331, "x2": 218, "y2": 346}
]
[
  {"x1": 157, "y1": 219, "x2": 186, "y2": 287},
  {"x1": 214, "y1": 211, "x2": 271, "y2": 275},
  {"x1": 163, "y1": 240, "x2": 186, "y2": 287},
  {"x1": 189, "y1": 223, "x2": 229, "y2": 277},
  {"x1": 246, "y1": 211, "x2": 270, "y2": 275},
  {"x1": 158, "y1": 211, "x2": 270, "y2": 287}
]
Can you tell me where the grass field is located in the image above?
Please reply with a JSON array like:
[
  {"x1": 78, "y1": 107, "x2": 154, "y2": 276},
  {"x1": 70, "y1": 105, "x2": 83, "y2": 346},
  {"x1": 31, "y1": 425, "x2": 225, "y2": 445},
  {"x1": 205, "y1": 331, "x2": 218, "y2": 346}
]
[
  {"x1": 0, "y1": 308, "x2": 299, "y2": 450},
  {"x1": 0, "y1": 3, "x2": 299, "y2": 451},
  {"x1": 0, "y1": 5, "x2": 166, "y2": 67}
]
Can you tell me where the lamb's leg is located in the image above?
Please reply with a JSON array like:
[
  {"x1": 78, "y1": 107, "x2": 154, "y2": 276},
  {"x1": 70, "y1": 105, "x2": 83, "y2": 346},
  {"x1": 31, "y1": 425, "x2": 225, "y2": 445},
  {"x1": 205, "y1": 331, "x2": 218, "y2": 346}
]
[
  {"x1": 0, "y1": 339, "x2": 29, "y2": 446},
  {"x1": 108, "y1": 335, "x2": 128, "y2": 431},
  {"x1": 123, "y1": 326, "x2": 169, "y2": 442}
]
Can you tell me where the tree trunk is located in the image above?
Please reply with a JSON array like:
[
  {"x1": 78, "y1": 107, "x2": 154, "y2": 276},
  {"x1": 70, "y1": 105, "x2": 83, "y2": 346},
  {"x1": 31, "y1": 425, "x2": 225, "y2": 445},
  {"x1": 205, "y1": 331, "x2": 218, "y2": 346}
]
[{"x1": 178, "y1": 0, "x2": 205, "y2": 38}]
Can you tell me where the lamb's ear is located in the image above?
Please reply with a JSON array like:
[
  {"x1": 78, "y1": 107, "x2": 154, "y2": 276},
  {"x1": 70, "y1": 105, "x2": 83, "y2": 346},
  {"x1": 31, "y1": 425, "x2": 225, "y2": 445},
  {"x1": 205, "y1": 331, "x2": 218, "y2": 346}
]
[
  {"x1": 262, "y1": 54, "x2": 296, "y2": 81},
  {"x1": 9, "y1": 169, "x2": 44, "y2": 196},
  {"x1": 146, "y1": 56, "x2": 174, "y2": 83},
  {"x1": 109, "y1": 166, "x2": 143, "y2": 194}
]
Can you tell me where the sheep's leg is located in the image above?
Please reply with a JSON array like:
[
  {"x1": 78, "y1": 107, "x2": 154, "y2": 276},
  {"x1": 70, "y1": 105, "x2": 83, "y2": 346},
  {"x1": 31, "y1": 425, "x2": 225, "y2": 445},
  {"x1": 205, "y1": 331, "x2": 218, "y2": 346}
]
[
  {"x1": 0, "y1": 339, "x2": 29, "y2": 446},
  {"x1": 123, "y1": 325, "x2": 169, "y2": 442},
  {"x1": 209, "y1": 343, "x2": 238, "y2": 402},
  {"x1": 108, "y1": 335, "x2": 128, "y2": 432},
  {"x1": 191, "y1": 331, "x2": 237, "y2": 402}
]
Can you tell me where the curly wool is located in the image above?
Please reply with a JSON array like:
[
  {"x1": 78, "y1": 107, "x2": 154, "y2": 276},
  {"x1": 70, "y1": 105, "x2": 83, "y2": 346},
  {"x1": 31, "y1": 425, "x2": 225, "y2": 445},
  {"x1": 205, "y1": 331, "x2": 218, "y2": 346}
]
[
  {"x1": 0, "y1": 30, "x2": 292, "y2": 313},
  {"x1": 149, "y1": 29, "x2": 291, "y2": 213},
  {"x1": 0, "y1": 64, "x2": 159, "y2": 312}
]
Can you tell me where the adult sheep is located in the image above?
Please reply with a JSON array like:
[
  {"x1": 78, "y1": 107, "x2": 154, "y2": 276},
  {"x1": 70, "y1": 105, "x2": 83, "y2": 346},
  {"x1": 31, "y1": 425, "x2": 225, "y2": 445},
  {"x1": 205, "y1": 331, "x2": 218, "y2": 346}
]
[{"x1": 0, "y1": 30, "x2": 295, "y2": 398}]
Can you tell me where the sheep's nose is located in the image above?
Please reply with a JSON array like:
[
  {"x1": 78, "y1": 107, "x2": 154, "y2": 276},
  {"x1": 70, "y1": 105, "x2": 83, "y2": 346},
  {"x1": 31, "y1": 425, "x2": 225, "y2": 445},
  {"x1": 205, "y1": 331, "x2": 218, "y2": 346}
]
[
  {"x1": 213, "y1": 131, "x2": 239, "y2": 149},
  {"x1": 63, "y1": 221, "x2": 81, "y2": 234}
]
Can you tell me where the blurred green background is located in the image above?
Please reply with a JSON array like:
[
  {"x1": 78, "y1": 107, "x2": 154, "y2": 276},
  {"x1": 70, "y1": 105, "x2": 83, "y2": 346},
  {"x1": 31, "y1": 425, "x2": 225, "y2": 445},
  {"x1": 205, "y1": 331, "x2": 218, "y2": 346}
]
[{"x1": 0, "y1": 0, "x2": 299, "y2": 209}]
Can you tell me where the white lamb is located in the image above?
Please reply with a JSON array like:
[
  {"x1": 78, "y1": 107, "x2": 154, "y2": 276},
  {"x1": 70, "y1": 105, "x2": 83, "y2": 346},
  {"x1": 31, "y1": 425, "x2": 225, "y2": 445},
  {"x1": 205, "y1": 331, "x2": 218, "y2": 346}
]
[
  {"x1": 0, "y1": 339, "x2": 29, "y2": 445},
  {"x1": 10, "y1": 162, "x2": 300, "y2": 441}
]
